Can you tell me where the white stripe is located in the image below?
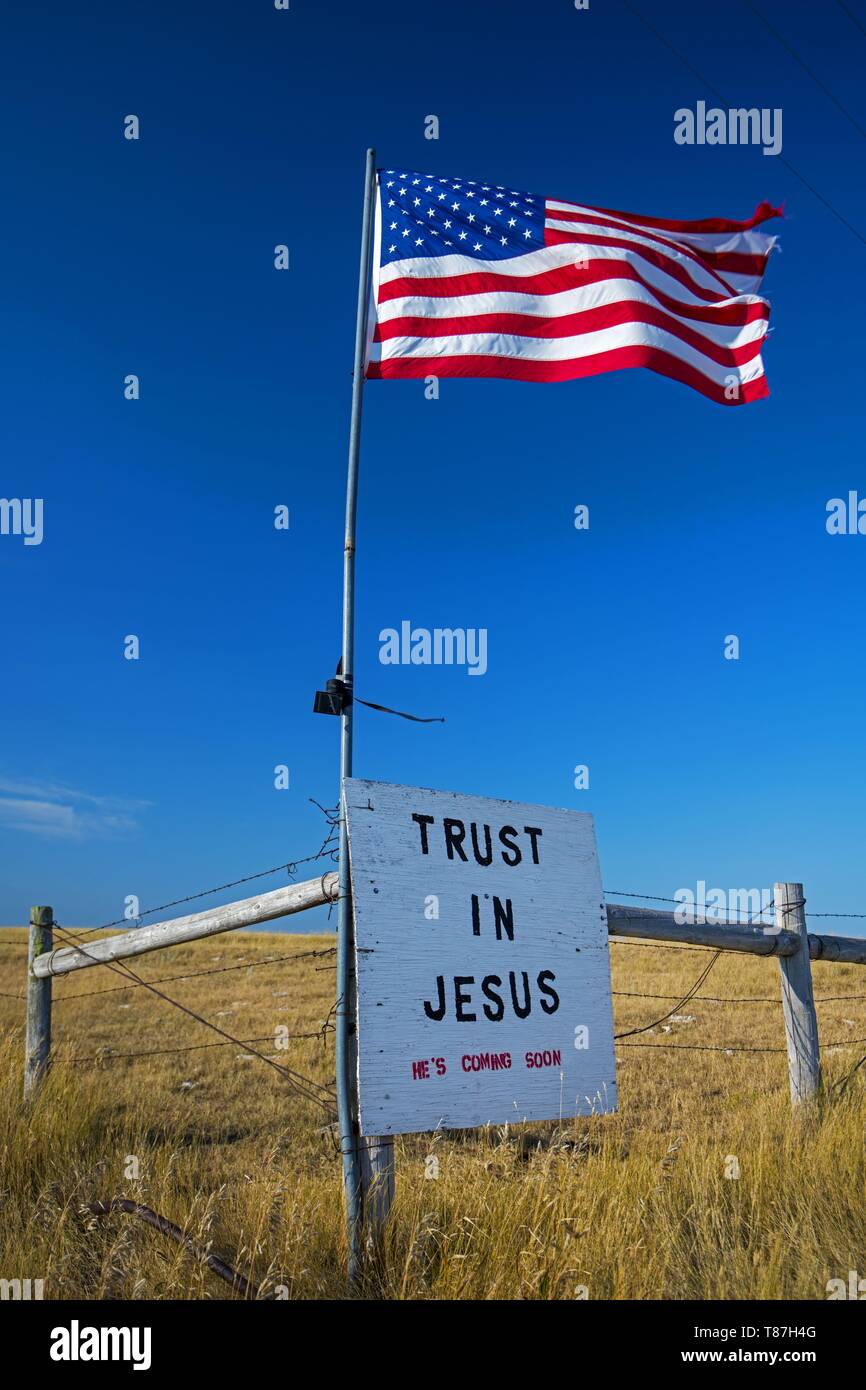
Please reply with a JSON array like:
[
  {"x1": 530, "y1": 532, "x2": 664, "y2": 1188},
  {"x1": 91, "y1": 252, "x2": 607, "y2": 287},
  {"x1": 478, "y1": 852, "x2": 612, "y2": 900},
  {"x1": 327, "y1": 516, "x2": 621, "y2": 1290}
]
[
  {"x1": 375, "y1": 279, "x2": 768, "y2": 350},
  {"x1": 369, "y1": 322, "x2": 766, "y2": 388},
  {"x1": 377, "y1": 241, "x2": 767, "y2": 310}
]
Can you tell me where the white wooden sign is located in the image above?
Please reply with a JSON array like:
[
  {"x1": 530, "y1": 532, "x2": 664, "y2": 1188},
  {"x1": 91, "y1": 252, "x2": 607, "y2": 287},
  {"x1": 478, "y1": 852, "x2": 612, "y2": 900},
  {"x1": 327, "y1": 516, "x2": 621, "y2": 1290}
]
[{"x1": 344, "y1": 778, "x2": 617, "y2": 1136}]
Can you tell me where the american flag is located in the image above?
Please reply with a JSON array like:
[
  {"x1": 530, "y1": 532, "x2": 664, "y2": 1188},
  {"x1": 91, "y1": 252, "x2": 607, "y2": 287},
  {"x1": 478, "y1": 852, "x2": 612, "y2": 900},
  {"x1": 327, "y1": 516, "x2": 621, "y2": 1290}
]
[{"x1": 366, "y1": 169, "x2": 780, "y2": 406}]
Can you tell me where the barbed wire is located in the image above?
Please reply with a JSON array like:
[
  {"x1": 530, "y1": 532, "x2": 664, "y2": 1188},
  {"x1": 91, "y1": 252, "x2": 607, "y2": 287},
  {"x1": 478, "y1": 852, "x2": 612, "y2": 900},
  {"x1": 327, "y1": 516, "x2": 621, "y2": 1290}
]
[
  {"x1": 65, "y1": 1023, "x2": 334, "y2": 1066},
  {"x1": 614, "y1": 989, "x2": 779, "y2": 1004},
  {"x1": 604, "y1": 890, "x2": 780, "y2": 925},
  {"x1": 807, "y1": 912, "x2": 866, "y2": 920},
  {"x1": 614, "y1": 989, "x2": 866, "y2": 1004},
  {"x1": 47, "y1": 920, "x2": 335, "y2": 1113},
  {"x1": 71, "y1": 802, "x2": 340, "y2": 939},
  {"x1": 614, "y1": 951, "x2": 722, "y2": 1039},
  {"x1": 52, "y1": 945, "x2": 336, "y2": 1005},
  {"x1": 618, "y1": 1035, "x2": 866, "y2": 1054},
  {"x1": 612, "y1": 898, "x2": 792, "y2": 1038}
]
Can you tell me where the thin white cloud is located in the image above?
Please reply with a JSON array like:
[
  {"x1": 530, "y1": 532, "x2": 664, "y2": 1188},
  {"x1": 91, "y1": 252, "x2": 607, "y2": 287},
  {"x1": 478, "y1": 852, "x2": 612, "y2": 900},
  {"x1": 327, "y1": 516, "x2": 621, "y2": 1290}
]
[{"x1": 0, "y1": 778, "x2": 149, "y2": 840}]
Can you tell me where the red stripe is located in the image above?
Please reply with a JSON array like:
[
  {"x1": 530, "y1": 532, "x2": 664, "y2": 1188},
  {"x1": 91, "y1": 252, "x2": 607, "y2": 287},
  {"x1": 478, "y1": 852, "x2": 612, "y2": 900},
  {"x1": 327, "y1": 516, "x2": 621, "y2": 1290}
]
[
  {"x1": 543, "y1": 227, "x2": 734, "y2": 301},
  {"x1": 374, "y1": 302, "x2": 766, "y2": 369},
  {"x1": 378, "y1": 260, "x2": 767, "y2": 325},
  {"x1": 367, "y1": 347, "x2": 769, "y2": 406},
  {"x1": 546, "y1": 206, "x2": 770, "y2": 278},
  {"x1": 562, "y1": 200, "x2": 783, "y2": 235}
]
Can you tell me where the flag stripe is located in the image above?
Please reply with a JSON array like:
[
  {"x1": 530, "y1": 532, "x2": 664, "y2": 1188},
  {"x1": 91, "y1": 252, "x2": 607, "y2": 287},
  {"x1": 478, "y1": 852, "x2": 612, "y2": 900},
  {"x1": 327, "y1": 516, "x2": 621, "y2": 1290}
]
[
  {"x1": 369, "y1": 320, "x2": 766, "y2": 384},
  {"x1": 374, "y1": 305, "x2": 767, "y2": 367},
  {"x1": 368, "y1": 345, "x2": 770, "y2": 405},
  {"x1": 377, "y1": 268, "x2": 770, "y2": 329},
  {"x1": 560, "y1": 198, "x2": 783, "y2": 235},
  {"x1": 379, "y1": 257, "x2": 769, "y2": 326}
]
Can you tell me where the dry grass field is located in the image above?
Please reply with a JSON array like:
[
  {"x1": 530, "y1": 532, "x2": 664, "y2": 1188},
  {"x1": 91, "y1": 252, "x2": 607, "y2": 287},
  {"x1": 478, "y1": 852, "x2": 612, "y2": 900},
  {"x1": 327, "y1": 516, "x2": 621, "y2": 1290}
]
[{"x1": 1, "y1": 924, "x2": 865, "y2": 1300}]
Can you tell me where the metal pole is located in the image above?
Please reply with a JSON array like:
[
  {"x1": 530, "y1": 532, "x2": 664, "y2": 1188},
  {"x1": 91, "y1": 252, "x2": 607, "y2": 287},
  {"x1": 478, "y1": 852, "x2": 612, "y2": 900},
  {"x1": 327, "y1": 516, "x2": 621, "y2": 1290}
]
[
  {"x1": 24, "y1": 906, "x2": 53, "y2": 1098},
  {"x1": 337, "y1": 147, "x2": 377, "y2": 1285}
]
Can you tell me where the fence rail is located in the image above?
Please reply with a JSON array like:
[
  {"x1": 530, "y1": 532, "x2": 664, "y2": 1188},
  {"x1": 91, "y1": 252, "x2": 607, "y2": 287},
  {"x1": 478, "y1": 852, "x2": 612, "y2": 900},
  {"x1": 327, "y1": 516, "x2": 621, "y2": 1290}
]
[{"x1": 30, "y1": 873, "x2": 339, "y2": 980}]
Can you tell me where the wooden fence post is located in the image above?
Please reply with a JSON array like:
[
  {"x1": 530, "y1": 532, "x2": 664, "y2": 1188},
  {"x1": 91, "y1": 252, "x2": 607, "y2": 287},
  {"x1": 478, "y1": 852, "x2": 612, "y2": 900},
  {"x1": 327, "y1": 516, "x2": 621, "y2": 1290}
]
[
  {"x1": 24, "y1": 906, "x2": 53, "y2": 1098},
  {"x1": 360, "y1": 1136, "x2": 395, "y2": 1243},
  {"x1": 774, "y1": 882, "x2": 821, "y2": 1104}
]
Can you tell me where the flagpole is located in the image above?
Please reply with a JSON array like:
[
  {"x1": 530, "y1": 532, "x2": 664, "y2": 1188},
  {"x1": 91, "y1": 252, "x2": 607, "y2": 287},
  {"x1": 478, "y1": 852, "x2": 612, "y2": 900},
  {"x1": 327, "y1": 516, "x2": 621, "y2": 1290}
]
[{"x1": 336, "y1": 146, "x2": 377, "y2": 1284}]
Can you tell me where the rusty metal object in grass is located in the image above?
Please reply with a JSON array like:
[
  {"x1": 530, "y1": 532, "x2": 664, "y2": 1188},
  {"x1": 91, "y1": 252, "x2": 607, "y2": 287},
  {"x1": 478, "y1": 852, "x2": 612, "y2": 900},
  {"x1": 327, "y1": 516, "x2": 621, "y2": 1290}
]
[{"x1": 83, "y1": 1198, "x2": 265, "y2": 1299}]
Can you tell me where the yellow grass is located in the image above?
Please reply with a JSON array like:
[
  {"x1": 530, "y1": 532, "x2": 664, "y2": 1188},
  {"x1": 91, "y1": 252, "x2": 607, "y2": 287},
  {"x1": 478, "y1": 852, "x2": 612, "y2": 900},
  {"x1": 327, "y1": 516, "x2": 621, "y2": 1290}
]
[{"x1": 1, "y1": 926, "x2": 865, "y2": 1299}]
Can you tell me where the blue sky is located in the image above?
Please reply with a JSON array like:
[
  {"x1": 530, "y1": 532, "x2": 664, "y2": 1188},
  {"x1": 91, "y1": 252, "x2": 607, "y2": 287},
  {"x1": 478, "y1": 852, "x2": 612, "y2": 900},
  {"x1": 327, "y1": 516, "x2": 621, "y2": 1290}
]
[{"x1": 1, "y1": 0, "x2": 864, "y2": 932}]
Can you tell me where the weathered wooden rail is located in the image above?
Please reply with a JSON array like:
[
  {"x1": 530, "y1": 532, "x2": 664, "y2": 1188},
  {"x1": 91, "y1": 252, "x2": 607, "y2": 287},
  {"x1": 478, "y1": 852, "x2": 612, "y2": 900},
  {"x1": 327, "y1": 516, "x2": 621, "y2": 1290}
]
[
  {"x1": 30, "y1": 873, "x2": 339, "y2": 980},
  {"x1": 22, "y1": 878, "x2": 866, "y2": 1113}
]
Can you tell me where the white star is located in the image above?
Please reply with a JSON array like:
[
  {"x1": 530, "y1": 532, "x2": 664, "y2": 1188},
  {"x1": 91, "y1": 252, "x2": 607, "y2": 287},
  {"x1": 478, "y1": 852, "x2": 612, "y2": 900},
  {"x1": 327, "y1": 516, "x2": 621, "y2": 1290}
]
[
  {"x1": 483, "y1": 224, "x2": 492, "y2": 234},
  {"x1": 458, "y1": 229, "x2": 468, "y2": 240},
  {"x1": 473, "y1": 241, "x2": 482, "y2": 250},
  {"x1": 389, "y1": 221, "x2": 397, "y2": 230},
  {"x1": 493, "y1": 207, "x2": 503, "y2": 216},
  {"x1": 523, "y1": 228, "x2": 532, "y2": 239},
  {"x1": 386, "y1": 180, "x2": 395, "y2": 188},
  {"x1": 500, "y1": 236, "x2": 507, "y2": 245},
  {"x1": 398, "y1": 186, "x2": 407, "y2": 196},
  {"x1": 438, "y1": 192, "x2": 447, "y2": 201},
  {"x1": 425, "y1": 184, "x2": 433, "y2": 192},
  {"x1": 451, "y1": 201, "x2": 460, "y2": 211},
  {"x1": 444, "y1": 218, "x2": 452, "y2": 228},
  {"x1": 468, "y1": 213, "x2": 476, "y2": 223},
  {"x1": 412, "y1": 177, "x2": 420, "y2": 185},
  {"x1": 480, "y1": 198, "x2": 489, "y2": 206},
  {"x1": 507, "y1": 218, "x2": 516, "y2": 227},
  {"x1": 467, "y1": 191, "x2": 475, "y2": 198},
  {"x1": 509, "y1": 200, "x2": 518, "y2": 208},
  {"x1": 402, "y1": 229, "x2": 410, "y2": 238},
  {"x1": 389, "y1": 243, "x2": 396, "y2": 252},
  {"x1": 388, "y1": 199, "x2": 396, "y2": 208},
  {"x1": 427, "y1": 207, "x2": 435, "y2": 217},
  {"x1": 413, "y1": 197, "x2": 421, "y2": 206},
  {"x1": 415, "y1": 237, "x2": 423, "y2": 246}
]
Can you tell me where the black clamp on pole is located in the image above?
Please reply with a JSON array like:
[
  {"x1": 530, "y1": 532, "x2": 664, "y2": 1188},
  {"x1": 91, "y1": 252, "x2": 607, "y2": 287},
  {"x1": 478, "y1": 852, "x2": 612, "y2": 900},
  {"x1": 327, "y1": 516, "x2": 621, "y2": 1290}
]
[{"x1": 313, "y1": 674, "x2": 353, "y2": 717}]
